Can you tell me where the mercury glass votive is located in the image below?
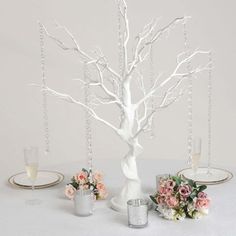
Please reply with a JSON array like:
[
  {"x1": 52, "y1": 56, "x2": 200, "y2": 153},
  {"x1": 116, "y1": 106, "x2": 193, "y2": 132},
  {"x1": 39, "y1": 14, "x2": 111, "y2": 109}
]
[
  {"x1": 127, "y1": 199, "x2": 148, "y2": 228},
  {"x1": 74, "y1": 189, "x2": 94, "y2": 217}
]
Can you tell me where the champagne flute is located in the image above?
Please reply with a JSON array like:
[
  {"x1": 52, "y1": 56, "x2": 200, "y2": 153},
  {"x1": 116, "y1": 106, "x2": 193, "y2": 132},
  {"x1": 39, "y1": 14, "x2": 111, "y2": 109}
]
[
  {"x1": 24, "y1": 147, "x2": 41, "y2": 205},
  {"x1": 191, "y1": 137, "x2": 201, "y2": 175}
]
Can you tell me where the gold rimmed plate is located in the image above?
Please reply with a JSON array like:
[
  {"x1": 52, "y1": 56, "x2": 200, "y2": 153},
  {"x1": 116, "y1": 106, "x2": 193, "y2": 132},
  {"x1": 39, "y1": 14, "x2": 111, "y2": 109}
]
[
  {"x1": 177, "y1": 167, "x2": 233, "y2": 185},
  {"x1": 8, "y1": 170, "x2": 64, "y2": 189}
]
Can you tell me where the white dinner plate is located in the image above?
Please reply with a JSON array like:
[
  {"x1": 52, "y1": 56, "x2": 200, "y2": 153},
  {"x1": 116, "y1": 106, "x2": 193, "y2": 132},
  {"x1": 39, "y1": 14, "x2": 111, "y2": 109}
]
[
  {"x1": 8, "y1": 170, "x2": 64, "y2": 189},
  {"x1": 177, "y1": 167, "x2": 233, "y2": 185}
]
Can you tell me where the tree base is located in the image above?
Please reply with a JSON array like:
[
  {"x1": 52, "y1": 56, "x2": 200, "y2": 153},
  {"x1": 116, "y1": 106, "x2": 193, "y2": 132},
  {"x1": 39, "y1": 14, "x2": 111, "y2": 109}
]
[
  {"x1": 110, "y1": 179, "x2": 143, "y2": 213},
  {"x1": 110, "y1": 196, "x2": 127, "y2": 213},
  {"x1": 110, "y1": 194, "x2": 153, "y2": 213},
  {"x1": 110, "y1": 179, "x2": 153, "y2": 213}
]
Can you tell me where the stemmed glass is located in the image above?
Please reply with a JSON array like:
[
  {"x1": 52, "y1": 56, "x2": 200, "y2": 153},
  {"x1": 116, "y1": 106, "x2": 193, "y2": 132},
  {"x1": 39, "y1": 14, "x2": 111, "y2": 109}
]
[
  {"x1": 191, "y1": 137, "x2": 201, "y2": 175},
  {"x1": 24, "y1": 147, "x2": 41, "y2": 205}
]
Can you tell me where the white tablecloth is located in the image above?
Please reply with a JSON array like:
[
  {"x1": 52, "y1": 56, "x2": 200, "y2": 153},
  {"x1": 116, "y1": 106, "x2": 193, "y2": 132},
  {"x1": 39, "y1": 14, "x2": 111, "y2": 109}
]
[{"x1": 1, "y1": 159, "x2": 235, "y2": 236}]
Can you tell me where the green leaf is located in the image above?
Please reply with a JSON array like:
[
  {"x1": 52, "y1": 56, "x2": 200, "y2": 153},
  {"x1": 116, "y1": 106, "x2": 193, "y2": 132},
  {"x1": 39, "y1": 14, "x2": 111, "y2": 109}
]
[
  {"x1": 189, "y1": 191, "x2": 197, "y2": 200},
  {"x1": 187, "y1": 179, "x2": 195, "y2": 187},
  {"x1": 150, "y1": 195, "x2": 157, "y2": 204},
  {"x1": 172, "y1": 176, "x2": 182, "y2": 186},
  {"x1": 198, "y1": 185, "x2": 207, "y2": 192},
  {"x1": 82, "y1": 168, "x2": 88, "y2": 174},
  {"x1": 70, "y1": 182, "x2": 78, "y2": 189}
]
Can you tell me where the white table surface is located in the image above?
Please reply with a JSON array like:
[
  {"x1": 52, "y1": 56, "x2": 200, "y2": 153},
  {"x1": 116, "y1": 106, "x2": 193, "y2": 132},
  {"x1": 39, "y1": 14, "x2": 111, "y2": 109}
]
[{"x1": 1, "y1": 159, "x2": 235, "y2": 236}]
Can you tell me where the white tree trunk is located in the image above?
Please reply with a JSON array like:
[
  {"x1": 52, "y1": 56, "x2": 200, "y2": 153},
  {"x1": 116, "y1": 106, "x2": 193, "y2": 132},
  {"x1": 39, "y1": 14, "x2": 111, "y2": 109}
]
[
  {"x1": 111, "y1": 79, "x2": 145, "y2": 211},
  {"x1": 110, "y1": 140, "x2": 144, "y2": 212}
]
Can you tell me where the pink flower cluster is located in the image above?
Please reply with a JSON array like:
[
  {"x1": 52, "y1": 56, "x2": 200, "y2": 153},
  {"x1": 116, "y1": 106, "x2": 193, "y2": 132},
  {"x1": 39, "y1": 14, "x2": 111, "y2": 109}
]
[
  {"x1": 65, "y1": 170, "x2": 107, "y2": 200},
  {"x1": 152, "y1": 176, "x2": 211, "y2": 220},
  {"x1": 157, "y1": 179, "x2": 179, "y2": 209},
  {"x1": 195, "y1": 192, "x2": 210, "y2": 210}
]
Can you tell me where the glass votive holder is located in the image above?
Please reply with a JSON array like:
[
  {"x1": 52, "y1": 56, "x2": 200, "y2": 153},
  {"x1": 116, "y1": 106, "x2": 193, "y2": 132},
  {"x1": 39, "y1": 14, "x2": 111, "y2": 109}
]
[
  {"x1": 74, "y1": 189, "x2": 94, "y2": 217},
  {"x1": 127, "y1": 199, "x2": 148, "y2": 228},
  {"x1": 156, "y1": 174, "x2": 169, "y2": 190}
]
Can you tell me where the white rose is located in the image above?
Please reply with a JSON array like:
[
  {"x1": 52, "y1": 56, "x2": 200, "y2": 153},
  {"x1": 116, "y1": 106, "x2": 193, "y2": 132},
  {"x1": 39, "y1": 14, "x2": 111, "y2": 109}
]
[
  {"x1": 193, "y1": 211, "x2": 203, "y2": 219},
  {"x1": 198, "y1": 208, "x2": 209, "y2": 215},
  {"x1": 157, "y1": 205, "x2": 176, "y2": 220}
]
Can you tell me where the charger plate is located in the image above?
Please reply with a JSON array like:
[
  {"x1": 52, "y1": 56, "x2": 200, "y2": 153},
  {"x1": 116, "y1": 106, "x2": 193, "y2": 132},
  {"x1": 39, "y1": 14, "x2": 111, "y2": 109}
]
[
  {"x1": 177, "y1": 167, "x2": 233, "y2": 185},
  {"x1": 8, "y1": 170, "x2": 64, "y2": 189}
]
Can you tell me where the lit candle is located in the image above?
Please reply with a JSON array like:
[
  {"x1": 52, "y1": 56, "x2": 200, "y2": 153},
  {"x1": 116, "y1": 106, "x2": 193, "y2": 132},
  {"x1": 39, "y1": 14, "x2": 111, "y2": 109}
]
[
  {"x1": 127, "y1": 199, "x2": 148, "y2": 228},
  {"x1": 191, "y1": 137, "x2": 201, "y2": 175}
]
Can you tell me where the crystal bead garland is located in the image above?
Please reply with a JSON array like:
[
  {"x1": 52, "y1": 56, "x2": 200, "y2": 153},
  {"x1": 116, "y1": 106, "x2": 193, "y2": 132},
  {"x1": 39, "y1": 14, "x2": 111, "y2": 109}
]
[
  {"x1": 39, "y1": 23, "x2": 50, "y2": 155},
  {"x1": 84, "y1": 63, "x2": 93, "y2": 182},
  {"x1": 183, "y1": 21, "x2": 193, "y2": 165},
  {"x1": 207, "y1": 52, "x2": 213, "y2": 174}
]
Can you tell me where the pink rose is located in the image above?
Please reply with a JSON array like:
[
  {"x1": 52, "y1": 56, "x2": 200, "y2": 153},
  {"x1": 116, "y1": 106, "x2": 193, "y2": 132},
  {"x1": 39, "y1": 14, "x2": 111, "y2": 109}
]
[
  {"x1": 198, "y1": 192, "x2": 207, "y2": 199},
  {"x1": 65, "y1": 185, "x2": 76, "y2": 200},
  {"x1": 159, "y1": 179, "x2": 167, "y2": 188},
  {"x1": 93, "y1": 171, "x2": 103, "y2": 183},
  {"x1": 159, "y1": 186, "x2": 165, "y2": 195},
  {"x1": 180, "y1": 195, "x2": 188, "y2": 202},
  {"x1": 156, "y1": 195, "x2": 166, "y2": 205},
  {"x1": 75, "y1": 171, "x2": 88, "y2": 184},
  {"x1": 96, "y1": 183, "x2": 107, "y2": 199},
  {"x1": 159, "y1": 186, "x2": 173, "y2": 196},
  {"x1": 166, "y1": 180, "x2": 176, "y2": 189},
  {"x1": 195, "y1": 198, "x2": 210, "y2": 209},
  {"x1": 166, "y1": 196, "x2": 179, "y2": 208},
  {"x1": 178, "y1": 185, "x2": 192, "y2": 197},
  {"x1": 96, "y1": 182, "x2": 106, "y2": 191},
  {"x1": 82, "y1": 184, "x2": 89, "y2": 190},
  {"x1": 98, "y1": 189, "x2": 108, "y2": 200}
]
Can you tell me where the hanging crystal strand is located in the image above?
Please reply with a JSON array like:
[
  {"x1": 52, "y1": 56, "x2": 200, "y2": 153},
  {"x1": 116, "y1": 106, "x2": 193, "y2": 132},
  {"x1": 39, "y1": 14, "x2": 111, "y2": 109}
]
[
  {"x1": 39, "y1": 23, "x2": 50, "y2": 155},
  {"x1": 149, "y1": 44, "x2": 156, "y2": 139},
  {"x1": 183, "y1": 21, "x2": 193, "y2": 166},
  {"x1": 207, "y1": 52, "x2": 213, "y2": 174},
  {"x1": 117, "y1": 0, "x2": 124, "y2": 120},
  {"x1": 84, "y1": 63, "x2": 93, "y2": 184}
]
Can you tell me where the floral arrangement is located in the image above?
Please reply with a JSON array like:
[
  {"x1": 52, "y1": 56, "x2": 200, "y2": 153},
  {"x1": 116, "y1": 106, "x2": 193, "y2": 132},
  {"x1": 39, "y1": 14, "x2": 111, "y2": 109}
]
[
  {"x1": 65, "y1": 168, "x2": 108, "y2": 200},
  {"x1": 150, "y1": 175, "x2": 210, "y2": 220}
]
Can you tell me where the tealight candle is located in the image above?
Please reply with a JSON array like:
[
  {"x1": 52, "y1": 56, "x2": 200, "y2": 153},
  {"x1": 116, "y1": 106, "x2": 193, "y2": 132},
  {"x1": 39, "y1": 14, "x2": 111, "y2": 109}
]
[
  {"x1": 74, "y1": 189, "x2": 94, "y2": 216},
  {"x1": 127, "y1": 199, "x2": 148, "y2": 228}
]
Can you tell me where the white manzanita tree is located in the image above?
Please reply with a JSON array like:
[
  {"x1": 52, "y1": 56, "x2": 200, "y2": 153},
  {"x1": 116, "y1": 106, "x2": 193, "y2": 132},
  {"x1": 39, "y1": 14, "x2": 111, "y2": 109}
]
[{"x1": 41, "y1": 0, "x2": 209, "y2": 211}]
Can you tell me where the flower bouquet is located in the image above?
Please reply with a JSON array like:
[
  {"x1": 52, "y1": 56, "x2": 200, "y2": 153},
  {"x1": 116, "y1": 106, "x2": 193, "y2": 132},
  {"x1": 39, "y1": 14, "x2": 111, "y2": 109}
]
[
  {"x1": 65, "y1": 168, "x2": 108, "y2": 200},
  {"x1": 150, "y1": 175, "x2": 210, "y2": 220}
]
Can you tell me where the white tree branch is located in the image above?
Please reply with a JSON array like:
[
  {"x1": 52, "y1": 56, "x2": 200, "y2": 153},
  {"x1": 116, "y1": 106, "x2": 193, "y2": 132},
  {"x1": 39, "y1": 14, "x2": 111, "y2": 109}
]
[
  {"x1": 44, "y1": 86, "x2": 119, "y2": 134},
  {"x1": 90, "y1": 95, "x2": 118, "y2": 106},
  {"x1": 92, "y1": 61, "x2": 123, "y2": 107},
  {"x1": 117, "y1": 0, "x2": 130, "y2": 74},
  {"x1": 41, "y1": 22, "x2": 123, "y2": 107},
  {"x1": 133, "y1": 109, "x2": 156, "y2": 139},
  {"x1": 128, "y1": 19, "x2": 157, "y2": 76},
  {"x1": 40, "y1": 22, "x2": 121, "y2": 82},
  {"x1": 134, "y1": 49, "x2": 209, "y2": 110},
  {"x1": 135, "y1": 70, "x2": 150, "y2": 131},
  {"x1": 128, "y1": 16, "x2": 191, "y2": 76}
]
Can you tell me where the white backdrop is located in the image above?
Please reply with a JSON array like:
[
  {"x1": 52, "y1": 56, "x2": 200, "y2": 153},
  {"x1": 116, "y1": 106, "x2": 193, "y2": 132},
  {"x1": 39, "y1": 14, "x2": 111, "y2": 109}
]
[{"x1": 0, "y1": 0, "x2": 236, "y2": 171}]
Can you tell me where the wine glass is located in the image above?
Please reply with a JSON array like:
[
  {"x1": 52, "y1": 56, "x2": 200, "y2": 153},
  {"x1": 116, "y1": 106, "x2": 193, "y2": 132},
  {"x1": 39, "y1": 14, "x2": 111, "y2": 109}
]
[
  {"x1": 191, "y1": 137, "x2": 201, "y2": 175},
  {"x1": 24, "y1": 147, "x2": 41, "y2": 205}
]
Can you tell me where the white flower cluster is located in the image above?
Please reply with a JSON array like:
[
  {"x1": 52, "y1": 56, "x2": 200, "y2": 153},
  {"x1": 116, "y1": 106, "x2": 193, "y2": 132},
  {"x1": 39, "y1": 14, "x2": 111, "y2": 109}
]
[{"x1": 157, "y1": 205, "x2": 185, "y2": 221}]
